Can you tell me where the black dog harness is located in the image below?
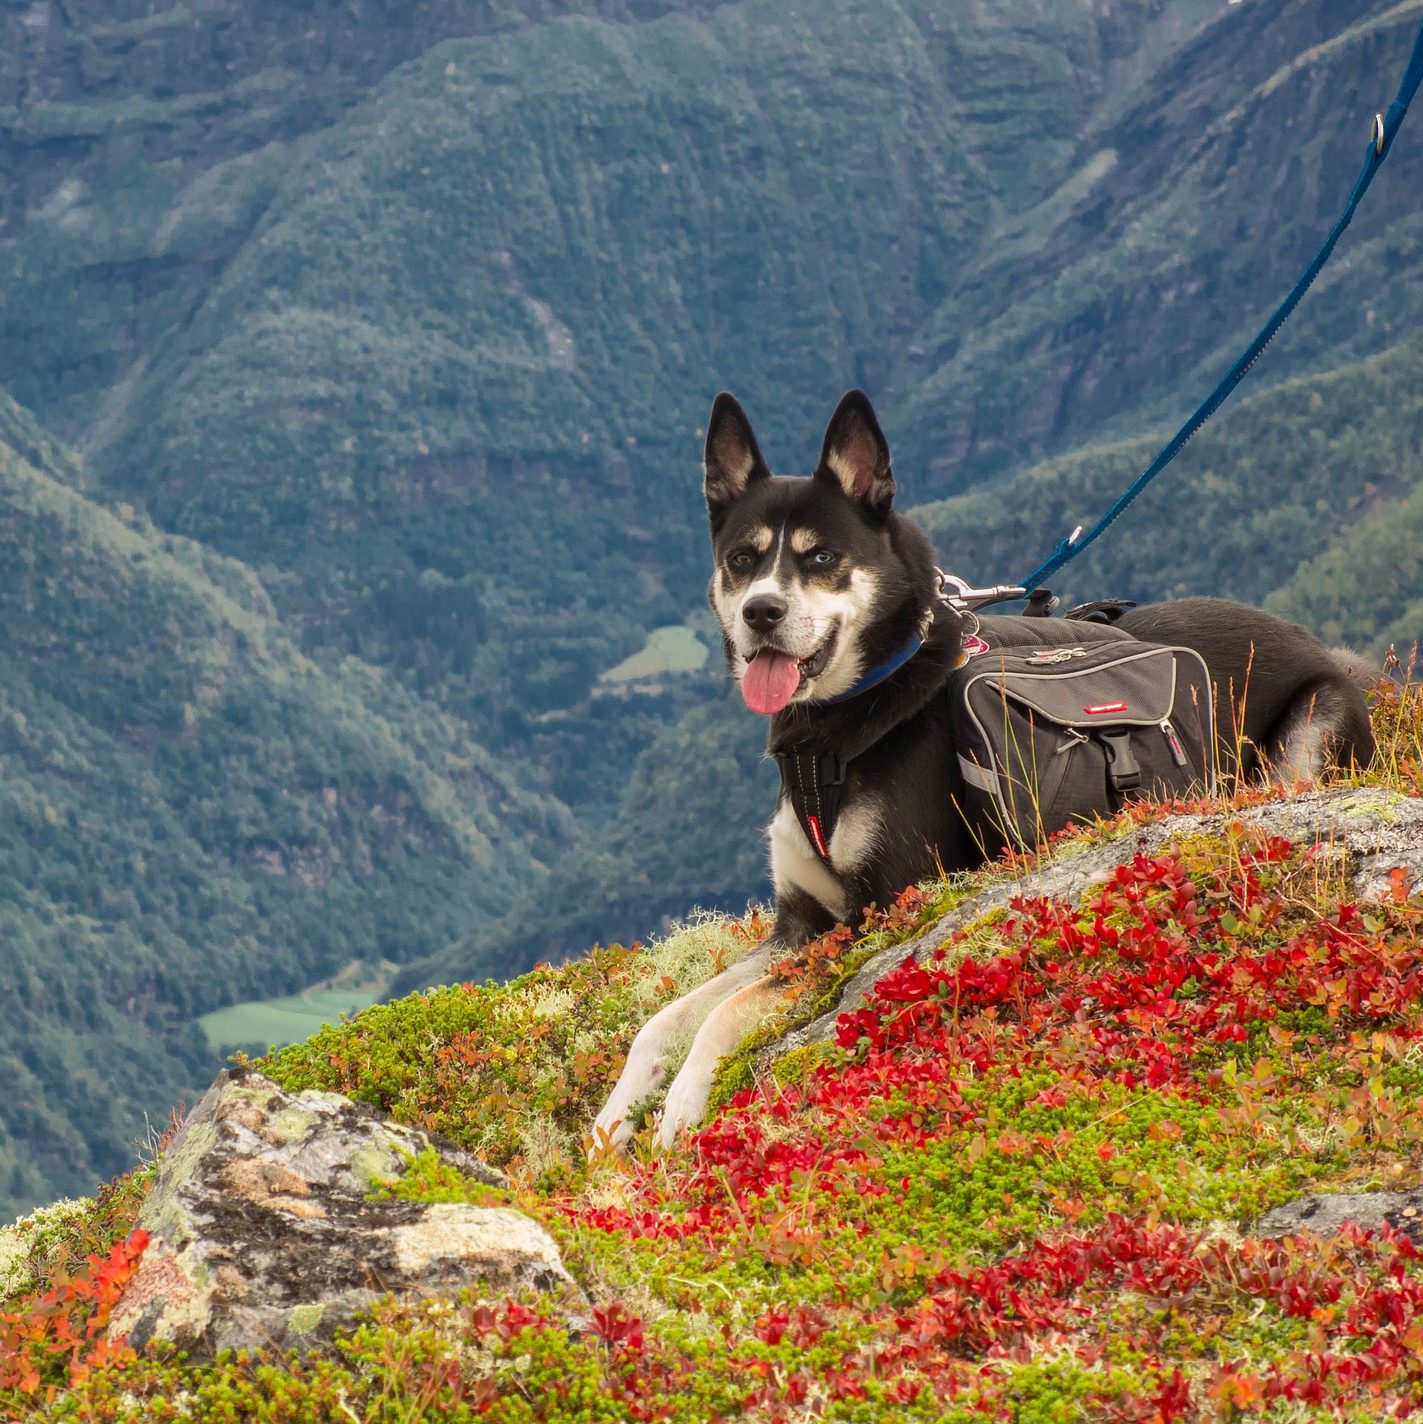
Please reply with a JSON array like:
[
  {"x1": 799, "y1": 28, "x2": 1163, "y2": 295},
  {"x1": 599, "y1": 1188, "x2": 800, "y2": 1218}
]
[
  {"x1": 774, "y1": 747, "x2": 848, "y2": 860},
  {"x1": 772, "y1": 624, "x2": 937, "y2": 860},
  {"x1": 771, "y1": 624, "x2": 935, "y2": 859}
]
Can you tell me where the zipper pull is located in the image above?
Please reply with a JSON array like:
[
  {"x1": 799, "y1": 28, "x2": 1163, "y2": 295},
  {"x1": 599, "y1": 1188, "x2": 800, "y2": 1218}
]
[{"x1": 1160, "y1": 719, "x2": 1187, "y2": 767}]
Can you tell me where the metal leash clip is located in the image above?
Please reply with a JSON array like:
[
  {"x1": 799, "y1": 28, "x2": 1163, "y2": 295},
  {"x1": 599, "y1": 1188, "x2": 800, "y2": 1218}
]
[{"x1": 935, "y1": 569, "x2": 1029, "y2": 613}]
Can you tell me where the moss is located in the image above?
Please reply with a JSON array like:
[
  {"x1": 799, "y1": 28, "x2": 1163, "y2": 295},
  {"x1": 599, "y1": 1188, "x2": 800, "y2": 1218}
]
[
  {"x1": 346, "y1": 1138, "x2": 409, "y2": 1195},
  {"x1": 369, "y1": 1149, "x2": 510, "y2": 1209},
  {"x1": 285, "y1": 1302, "x2": 325, "y2": 1337},
  {"x1": 263, "y1": 1103, "x2": 321, "y2": 1145},
  {"x1": 766, "y1": 1041, "x2": 833, "y2": 1091}
]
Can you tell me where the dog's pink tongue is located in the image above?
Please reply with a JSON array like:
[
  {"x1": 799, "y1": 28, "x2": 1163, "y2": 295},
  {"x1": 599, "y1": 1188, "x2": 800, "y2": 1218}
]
[{"x1": 741, "y1": 650, "x2": 802, "y2": 714}]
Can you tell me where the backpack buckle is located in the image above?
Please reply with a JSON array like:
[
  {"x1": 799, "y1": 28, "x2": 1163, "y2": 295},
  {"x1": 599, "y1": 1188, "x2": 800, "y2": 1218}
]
[{"x1": 1096, "y1": 729, "x2": 1142, "y2": 795}]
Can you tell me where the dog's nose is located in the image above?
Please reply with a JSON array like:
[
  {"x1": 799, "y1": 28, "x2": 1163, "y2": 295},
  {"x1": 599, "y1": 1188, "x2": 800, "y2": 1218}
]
[{"x1": 742, "y1": 594, "x2": 788, "y2": 631}]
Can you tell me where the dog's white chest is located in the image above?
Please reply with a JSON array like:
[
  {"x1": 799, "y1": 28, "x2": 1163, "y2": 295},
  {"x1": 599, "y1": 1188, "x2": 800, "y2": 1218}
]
[{"x1": 768, "y1": 796, "x2": 882, "y2": 922}]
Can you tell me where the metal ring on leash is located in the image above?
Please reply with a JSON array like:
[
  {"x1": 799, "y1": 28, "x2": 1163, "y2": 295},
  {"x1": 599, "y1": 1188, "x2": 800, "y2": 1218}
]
[{"x1": 934, "y1": 568, "x2": 1029, "y2": 642}]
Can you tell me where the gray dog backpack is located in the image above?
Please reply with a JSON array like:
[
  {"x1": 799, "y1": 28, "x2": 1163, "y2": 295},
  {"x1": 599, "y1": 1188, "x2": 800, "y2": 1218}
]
[{"x1": 949, "y1": 618, "x2": 1218, "y2": 852}]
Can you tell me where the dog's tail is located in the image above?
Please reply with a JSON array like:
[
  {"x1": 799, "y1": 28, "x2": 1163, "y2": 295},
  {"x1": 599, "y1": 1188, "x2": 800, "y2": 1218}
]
[{"x1": 1328, "y1": 645, "x2": 1381, "y2": 691}]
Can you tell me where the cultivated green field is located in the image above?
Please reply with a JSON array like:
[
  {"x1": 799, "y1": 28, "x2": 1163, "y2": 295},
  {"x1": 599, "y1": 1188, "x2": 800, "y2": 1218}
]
[
  {"x1": 599, "y1": 625, "x2": 709, "y2": 685},
  {"x1": 198, "y1": 963, "x2": 398, "y2": 1053}
]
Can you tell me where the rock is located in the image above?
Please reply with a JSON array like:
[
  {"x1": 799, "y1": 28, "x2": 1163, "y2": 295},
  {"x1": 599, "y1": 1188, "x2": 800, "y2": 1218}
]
[
  {"x1": 109, "y1": 1066, "x2": 580, "y2": 1356},
  {"x1": 1253, "y1": 1188, "x2": 1423, "y2": 1243},
  {"x1": 783, "y1": 787, "x2": 1423, "y2": 1052}
]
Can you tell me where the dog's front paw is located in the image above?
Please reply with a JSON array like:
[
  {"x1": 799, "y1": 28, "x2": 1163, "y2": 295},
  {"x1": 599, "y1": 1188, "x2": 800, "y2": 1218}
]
[
  {"x1": 652, "y1": 969, "x2": 783, "y2": 1150},
  {"x1": 588, "y1": 948, "x2": 780, "y2": 1157},
  {"x1": 588, "y1": 1102, "x2": 638, "y2": 1156},
  {"x1": 654, "y1": 1062, "x2": 714, "y2": 1150},
  {"x1": 588, "y1": 1040, "x2": 670, "y2": 1158},
  {"x1": 589, "y1": 1061, "x2": 666, "y2": 1158}
]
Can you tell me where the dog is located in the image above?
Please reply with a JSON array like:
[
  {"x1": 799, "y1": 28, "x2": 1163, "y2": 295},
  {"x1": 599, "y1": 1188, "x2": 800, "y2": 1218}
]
[{"x1": 591, "y1": 389, "x2": 1375, "y2": 1151}]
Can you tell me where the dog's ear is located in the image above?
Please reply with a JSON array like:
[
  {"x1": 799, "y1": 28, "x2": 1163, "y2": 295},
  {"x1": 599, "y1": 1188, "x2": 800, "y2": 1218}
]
[
  {"x1": 816, "y1": 389, "x2": 894, "y2": 512},
  {"x1": 704, "y1": 393, "x2": 769, "y2": 515}
]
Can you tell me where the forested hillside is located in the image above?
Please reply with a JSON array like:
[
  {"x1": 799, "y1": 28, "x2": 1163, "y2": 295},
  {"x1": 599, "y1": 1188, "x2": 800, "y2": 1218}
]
[
  {"x1": 915, "y1": 330, "x2": 1423, "y2": 651},
  {"x1": 5, "y1": 0, "x2": 1281, "y2": 789},
  {"x1": 0, "y1": 0, "x2": 1420, "y2": 1211},
  {"x1": 0, "y1": 392, "x2": 564, "y2": 1212},
  {"x1": 891, "y1": 0, "x2": 1423, "y2": 487},
  {"x1": 392, "y1": 694, "x2": 772, "y2": 995}
]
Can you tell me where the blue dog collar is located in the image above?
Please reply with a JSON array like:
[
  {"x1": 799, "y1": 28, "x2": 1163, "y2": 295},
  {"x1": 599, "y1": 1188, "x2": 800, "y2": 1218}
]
[{"x1": 822, "y1": 631, "x2": 926, "y2": 704}]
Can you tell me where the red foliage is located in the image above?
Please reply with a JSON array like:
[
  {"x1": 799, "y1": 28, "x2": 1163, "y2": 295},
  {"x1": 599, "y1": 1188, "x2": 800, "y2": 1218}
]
[
  {"x1": 553, "y1": 842, "x2": 1423, "y2": 1417},
  {"x1": 0, "y1": 1229, "x2": 149, "y2": 1399}
]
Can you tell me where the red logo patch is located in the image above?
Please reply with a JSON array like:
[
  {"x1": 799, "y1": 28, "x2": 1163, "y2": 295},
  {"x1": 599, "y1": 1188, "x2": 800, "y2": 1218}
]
[
  {"x1": 1084, "y1": 701, "x2": 1129, "y2": 715},
  {"x1": 962, "y1": 635, "x2": 990, "y2": 658}
]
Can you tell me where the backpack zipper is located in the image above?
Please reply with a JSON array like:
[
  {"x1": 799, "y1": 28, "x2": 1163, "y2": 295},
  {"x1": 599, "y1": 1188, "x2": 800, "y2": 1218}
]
[{"x1": 1160, "y1": 718, "x2": 1187, "y2": 766}]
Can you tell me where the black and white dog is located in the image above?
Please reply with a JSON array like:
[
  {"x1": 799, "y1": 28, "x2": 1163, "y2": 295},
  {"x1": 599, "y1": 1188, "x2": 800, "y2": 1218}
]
[{"x1": 591, "y1": 390, "x2": 1374, "y2": 1150}]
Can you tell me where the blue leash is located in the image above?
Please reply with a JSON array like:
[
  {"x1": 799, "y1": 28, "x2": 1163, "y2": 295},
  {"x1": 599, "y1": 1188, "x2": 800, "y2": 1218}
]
[{"x1": 1020, "y1": 15, "x2": 1423, "y2": 594}]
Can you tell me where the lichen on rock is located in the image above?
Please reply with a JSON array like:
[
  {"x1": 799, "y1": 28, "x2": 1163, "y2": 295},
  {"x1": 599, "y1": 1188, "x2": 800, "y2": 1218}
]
[{"x1": 108, "y1": 1066, "x2": 580, "y2": 1356}]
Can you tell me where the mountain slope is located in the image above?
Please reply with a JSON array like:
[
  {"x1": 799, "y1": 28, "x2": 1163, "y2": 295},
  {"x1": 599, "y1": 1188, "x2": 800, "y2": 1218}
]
[
  {"x1": 0, "y1": 391, "x2": 565, "y2": 1214},
  {"x1": 21, "y1": 0, "x2": 1221, "y2": 790},
  {"x1": 78, "y1": 0, "x2": 1004, "y2": 748},
  {"x1": 393, "y1": 692, "x2": 773, "y2": 995},
  {"x1": 0, "y1": 0, "x2": 737, "y2": 439},
  {"x1": 911, "y1": 328, "x2": 1423, "y2": 653},
  {"x1": 888, "y1": 0, "x2": 1423, "y2": 489},
  {"x1": 889, "y1": 0, "x2": 1423, "y2": 492}
]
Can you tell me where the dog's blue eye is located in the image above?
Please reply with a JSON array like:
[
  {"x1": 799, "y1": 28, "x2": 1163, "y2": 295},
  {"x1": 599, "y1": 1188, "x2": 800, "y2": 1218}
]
[
  {"x1": 727, "y1": 550, "x2": 756, "y2": 571},
  {"x1": 808, "y1": 549, "x2": 836, "y2": 566}
]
